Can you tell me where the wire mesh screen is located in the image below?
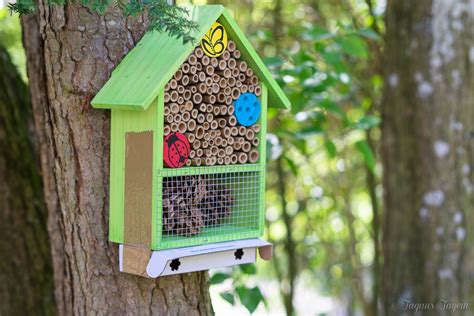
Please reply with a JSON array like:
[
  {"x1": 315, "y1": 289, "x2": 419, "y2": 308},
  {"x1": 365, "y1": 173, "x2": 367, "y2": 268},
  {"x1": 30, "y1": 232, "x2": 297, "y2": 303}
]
[{"x1": 157, "y1": 165, "x2": 264, "y2": 249}]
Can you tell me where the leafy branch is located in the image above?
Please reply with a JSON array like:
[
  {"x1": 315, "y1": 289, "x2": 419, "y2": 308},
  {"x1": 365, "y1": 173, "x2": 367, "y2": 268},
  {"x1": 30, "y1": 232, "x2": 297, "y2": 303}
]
[{"x1": 9, "y1": 0, "x2": 198, "y2": 44}]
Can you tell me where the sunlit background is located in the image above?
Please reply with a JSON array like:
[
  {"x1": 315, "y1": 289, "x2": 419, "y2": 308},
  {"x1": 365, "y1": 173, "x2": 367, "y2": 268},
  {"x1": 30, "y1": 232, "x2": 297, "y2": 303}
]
[{"x1": 1, "y1": 0, "x2": 386, "y2": 314}]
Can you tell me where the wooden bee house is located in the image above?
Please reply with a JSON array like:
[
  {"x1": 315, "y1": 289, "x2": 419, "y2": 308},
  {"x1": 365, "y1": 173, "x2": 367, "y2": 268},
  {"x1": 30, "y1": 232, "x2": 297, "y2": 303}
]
[{"x1": 91, "y1": 5, "x2": 290, "y2": 277}]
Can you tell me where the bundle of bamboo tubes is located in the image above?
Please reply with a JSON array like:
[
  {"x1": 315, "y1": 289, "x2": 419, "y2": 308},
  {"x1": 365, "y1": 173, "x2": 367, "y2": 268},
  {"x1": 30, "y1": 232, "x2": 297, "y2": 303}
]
[{"x1": 163, "y1": 41, "x2": 261, "y2": 166}]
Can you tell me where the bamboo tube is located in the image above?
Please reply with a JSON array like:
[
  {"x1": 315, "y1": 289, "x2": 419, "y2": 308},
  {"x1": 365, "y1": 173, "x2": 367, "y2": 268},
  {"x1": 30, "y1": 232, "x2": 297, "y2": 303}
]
[
  {"x1": 195, "y1": 47, "x2": 204, "y2": 58},
  {"x1": 164, "y1": 106, "x2": 171, "y2": 116},
  {"x1": 186, "y1": 133, "x2": 196, "y2": 143},
  {"x1": 174, "y1": 113, "x2": 182, "y2": 122},
  {"x1": 206, "y1": 113, "x2": 214, "y2": 123},
  {"x1": 185, "y1": 100, "x2": 193, "y2": 111},
  {"x1": 250, "y1": 76, "x2": 259, "y2": 85},
  {"x1": 238, "y1": 126, "x2": 246, "y2": 136},
  {"x1": 210, "y1": 121, "x2": 218, "y2": 130},
  {"x1": 197, "y1": 113, "x2": 205, "y2": 124},
  {"x1": 241, "y1": 85, "x2": 248, "y2": 93},
  {"x1": 177, "y1": 85, "x2": 185, "y2": 94},
  {"x1": 236, "y1": 81, "x2": 243, "y2": 88},
  {"x1": 187, "y1": 119, "x2": 196, "y2": 132},
  {"x1": 188, "y1": 54, "x2": 197, "y2": 65},
  {"x1": 195, "y1": 126, "x2": 205, "y2": 139},
  {"x1": 237, "y1": 61, "x2": 247, "y2": 72},
  {"x1": 248, "y1": 85, "x2": 255, "y2": 93},
  {"x1": 192, "y1": 157, "x2": 202, "y2": 166},
  {"x1": 204, "y1": 157, "x2": 212, "y2": 166},
  {"x1": 191, "y1": 109, "x2": 198, "y2": 119},
  {"x1": 169, "y1": 79, "x2": 178, "y2": 89},
  {"x1": 226, "y1": 96, "x2": 233, "y2": 105},
  {"x1": 224, "y1": 87, "x2": 232, "y2": 96},
  {"x1": 196, "y1": 83, "x2": 207, "y2": 94},
  {"x1": 218, "y1": 60, "x2": 227, "y2": 70},
  {"x1": 204, "y1": 131, "x2": 211, "y2": 141},
  {"x1": 206, "y1": 104, "x2": 213, "y2": 113},
  {"x1": 215, "y1": 137, "x2": 223, "y2": 147},
  {"x1": 197, "y1": 149, "x2": 203, "y2": 157},
  {"x1": 228, "y1": 40, "x2": 237, "y2": 52},
  {"x1": 224, "y1": 156, "x2": 231, "y2": 165},
  {"x1": 190, "y1": 66, "x2": 197, "y2": 74},
  {"x1": 191, "y1": 74, "x2": 199, "y2": 84},
  {"x1": 225, "y1": 146, "x2": 233, "y2": 156},
  {"x1": 218, "y1": 149, "x2": 225, "y2": 158},
  {"x1": 166, "y1": 114, "x2": 174, "y2": 124},
  {"x1": 202, "y1": 140, "x2": 209, "y2": 149},
  {"x1": 232, "y1": 68, "x2": 239, "y2": 77},
  {"x1": 234, "y1": 142, "x2": 242, "y2": 151},
  {"x1": 196, "y1": 63, "x2": 202, "y2": 71},
  {"x1": 222, "y1": 139, "x2": 228, "y2": 147},
  {"x1": 186, "y1": 159, "x2": 192, "y2": 167},
  {"x1": 211, "y1": 58, "x2": 219, "y2": 67},
  {"x1": 231, "y1": 88, "x2": 240, "y2": 100},
  {"x1": 227, "y1": 116, "x2": 237, "y2": 126},
  {"x1": 231, "y1": 154, "x2": 238, "y2": 164},
  {"x1": 203, "y1": 95, "x2": 216, "y2": 103},
  {"x1": 217, "y1": 93, "x2": 226, "y2": 103},
  {"x1": 211, "y1": 146, "x2": 218, "y2": 156},
  {"x1": 198, "y1": 72, "x2": 206, "y2": 82},
  {"x1": 164, "y1": 92, "x2": 171, "y2": 103},
  {"x1": 180, "y1": 104, "x2": 187, "y2": 113},
  {"x1": 164, "y1": 125, "x2": 171, "y2": 135},
  {"x1": 217, "y1": 157, "x2": 224, "y2": 165},
  {"x1": 203, "y1": 122, "x2": 210, "y2": 130},
  {"x1": 164, "y1": 83, "x2": 170, "y2": 91},
  {"x1": 177, "y1": 122, "x2": 187, "y2": 134},
  {"x1": 171, "y1": 123, "x2": 178, "y2": 132},
  {"x1": 218, "y1": 118, "x2": 227, "y2": 128},
  {"x1": 174, "y1": 69, "x2": 183, "y2": 81},
  {"x1": 221, "y1": 127, "x2": 231, "y2": 138},
  {"x1": 202, "y1": 55, "x2": 210, "y2": 66},
  {"x1": 231, "y1": 127, "x2": 238, "y2": 136},
  {"x1": 238, "y1": 152, "x2": 248, "y2": 164},
  {"x1": 233, "y1": 50, "x2": 241, "y2": 59},
  {"x1": 238, "y1": 73, "x2": 246, "y2": 82},
  {"x1": 209, "y1": 130, "x2": 217, "y2": 138},
  {"x1": 170, "y1": 103, "x2": 180, "y2": 114},
  {"x1": 219, "y1": 78, "x2": 227, "y2": 89},
  {"x1": 228, "y1": 105, "x2": 235, "y2": 115},
  {"x1": 254, "y1": 86, "x2": 262, "y2": 96},
  {"x1": 208, "y1": 139, "x2": 215, "y2": 146},
  {"x1": 181, "y1": 75, "x2": 190, "y2": 86},
  {"x1": 236, "y1": 137, "x2": 245, "y2": 144},
  {"x1": 242, "y1": 141, "x2": 251, "y2": 153},
  {"x1": 212, "y1": 83, "x2": 220, "y2": 94},
  {"x1": 252, "y1": 137, "x2": 260, "y2": 147},
  {"x1": 207, "y1": 87, "x2": 212, "y2": 95},
  {"x1": 189, "y1": 150, "x2": 196, "y2": 159},
  {"x1": 228, "y1": 77, "x2": 236, "y2": 87},
  {"x1": 205, "y1": 77, "x2": 213, "y2": 86},
  {"x1": 213, "y1": 106, "x2": 221, "y2": 116},
  {"x1": 170, "y1": 91, "x2": 179, "y2": 102},
  {"x1": 212, "y1": 74, "x2": 220, "y2": 83},
  {"x1": 227, "y1": 137, "x2": 234, "y2": 145},
  {"x1": 205, "y1": 149, "x2": 211, "y2": 157},
  {"x1": 205, "y1": 65, "x2": 214, "y2": 76},
  {"x1": 199, "y1": 103, "x2": 207, "y2": 113},
  {"x1": 228, "y1": 58, "x2": 237, "y2": 69},
  {"x1": 245, "y1": 129, "x2": 255, "y2": 140},
  {"x1": 248, "y1": 149, "x2": 259, "y2": 163},
  {"x1": 177, "y1": 97, "x2": 184, "y2": 105},
  {"x1": 252, "y1": 124, "x2": 261, "y2": 133},
  {"x1": 210, "y1": 157, "x2": 217, "y2": 165},
  {"x1": 193, "y1": 93, "x2": 203, "y2": 104},
  {"x1": 222, "y1": 68, "x2": 232, "y2": 78},
  {"x1": 183, "y1": 90, "x2": 191, "y2": 100},
  {"x1": 220, "y1": 105, "x2": 228, "y2": 115},
  {"x1": 223, "y1": 50, "x2": 231, "y2": 60},
  {"x1": 193, "y1": 140, "x2": 201, "y2": 149},
  {"x1": 245, "y1": 68, "x2": 254, "y2": 77},
  {"x1": 182, "y1": 63, "x2": 190, "y2": 73}
]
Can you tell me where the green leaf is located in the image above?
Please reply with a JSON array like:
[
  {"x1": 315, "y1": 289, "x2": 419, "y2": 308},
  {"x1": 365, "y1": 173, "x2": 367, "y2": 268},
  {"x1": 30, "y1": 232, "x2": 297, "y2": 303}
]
[
  {"x1": 318, "y1": 99, "x2": 346, "y2": 119},
  {"x1": 325, "y1": 140, "x2": 337, "y2": 158},
  {"x1": 357, "y1": 28, "x2": 381, "y2": 41},
  {"x1": 284, "y1": 156, "x2": 298, "y2": 176},
  {"x1": 209, "y1": 272, "x2": 230, "y2": 285},
  {"x1": 236, "y1": 286, "x2": 265, "y2": 314},
  {"x1": 355, "y1": 140, "x2": 376, "y2": 173},
  {"x1": 220, "y1": 292, "x2": 235, "y2": 305},
  {"x1": 303, "y1": 26, "x2": 335, "y2": 41},
  {"x1": 239, "y1": 263, "x2": 257, "y2": 275},
  {"x1": 354, "y1": 115, "x2": 381, "y2": 130},
  {"x1": 338, "y1": 35, "x2": 368, "y2": 58}
]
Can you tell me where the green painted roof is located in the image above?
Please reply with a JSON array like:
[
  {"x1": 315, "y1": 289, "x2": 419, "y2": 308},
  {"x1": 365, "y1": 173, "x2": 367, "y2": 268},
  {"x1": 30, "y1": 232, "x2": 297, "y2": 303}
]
[{"x1": 91, "y1": 5, "x2": 290, "y2": 111}]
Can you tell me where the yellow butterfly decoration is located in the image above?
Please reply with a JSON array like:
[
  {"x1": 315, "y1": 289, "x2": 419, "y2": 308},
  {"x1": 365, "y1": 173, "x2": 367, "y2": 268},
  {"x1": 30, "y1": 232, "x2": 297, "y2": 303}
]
[{"x1": 201, "y1": 22, "x2": 228, "y2": 58}]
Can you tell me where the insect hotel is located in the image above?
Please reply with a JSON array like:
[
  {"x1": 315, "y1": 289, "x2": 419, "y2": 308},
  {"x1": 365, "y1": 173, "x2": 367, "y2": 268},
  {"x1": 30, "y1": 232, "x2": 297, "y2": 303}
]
[{"x1": 91, "y1": 5, "x2": 290, "y2": 277}]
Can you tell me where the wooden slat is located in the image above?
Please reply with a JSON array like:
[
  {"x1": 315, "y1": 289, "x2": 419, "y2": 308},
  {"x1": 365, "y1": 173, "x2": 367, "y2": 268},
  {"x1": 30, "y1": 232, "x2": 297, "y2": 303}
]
[{"x1": 124, "y1": 131, "x2": 153, "y2": 247}]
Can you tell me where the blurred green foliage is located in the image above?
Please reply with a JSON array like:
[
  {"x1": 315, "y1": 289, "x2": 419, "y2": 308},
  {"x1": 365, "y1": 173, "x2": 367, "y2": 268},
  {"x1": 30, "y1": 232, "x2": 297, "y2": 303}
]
[{"x1": 0, "y1": 9, "x2": 26, "y2": 80}]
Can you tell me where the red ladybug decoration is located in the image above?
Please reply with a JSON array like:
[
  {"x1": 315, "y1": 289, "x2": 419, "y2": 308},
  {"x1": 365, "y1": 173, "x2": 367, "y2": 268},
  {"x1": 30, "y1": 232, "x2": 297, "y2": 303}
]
[{"x1": 164, "y1": 132, "x2": 190, "y2": 168}]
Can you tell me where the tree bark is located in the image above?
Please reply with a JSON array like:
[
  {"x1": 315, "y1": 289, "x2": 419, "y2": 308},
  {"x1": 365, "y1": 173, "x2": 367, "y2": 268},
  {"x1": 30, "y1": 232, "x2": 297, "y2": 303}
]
[
  {"x1": 382, "y1": 0, "x2": 473, "y2": 314},
  {"x1": 22, "y1": 4, "x2": 212, "y2": 315},
  {"x1": 0, "y1": 43, "x2": 55, "y2": 316}
]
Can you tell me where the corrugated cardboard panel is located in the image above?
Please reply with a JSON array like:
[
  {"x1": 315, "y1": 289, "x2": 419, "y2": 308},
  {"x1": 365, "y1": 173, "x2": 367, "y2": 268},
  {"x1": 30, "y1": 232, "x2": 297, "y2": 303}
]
[{"x1": 124, "y1": 131, "x2": 153, "y2": 246}]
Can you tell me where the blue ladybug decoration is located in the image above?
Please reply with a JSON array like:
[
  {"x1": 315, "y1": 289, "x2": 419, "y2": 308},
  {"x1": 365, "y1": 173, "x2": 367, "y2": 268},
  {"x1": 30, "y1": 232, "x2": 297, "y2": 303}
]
[{"x1": 234, "y1": 93, "x2": 260, "y2": 126}]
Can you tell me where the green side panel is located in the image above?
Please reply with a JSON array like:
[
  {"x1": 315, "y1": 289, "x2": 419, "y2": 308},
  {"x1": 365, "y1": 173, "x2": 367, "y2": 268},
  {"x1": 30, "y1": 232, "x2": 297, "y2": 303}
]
[
  {"x1": 219, "y1": 10, "x2": 291, "y2": 110},
  {"x1": 152, "y1": 93, "x2": 165, "y2": 250},
  {"x1": 258, "y1": 84, "x2": 268, "y2": 235},
  {"x1": 91, "y1": 5, "x2": 225, "y2": 110},
  {"x1": 108, "y1": 99, "x2": 160, "y2": 244}
]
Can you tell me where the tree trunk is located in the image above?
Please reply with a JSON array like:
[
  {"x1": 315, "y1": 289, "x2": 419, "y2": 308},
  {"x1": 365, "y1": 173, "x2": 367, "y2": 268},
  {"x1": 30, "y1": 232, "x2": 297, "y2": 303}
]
[
  {"x1": 21, "y1": 4, "x2": 213, "y2": 315},
  {"x1": 382, "y1": 0, "x2": 473, "y2": 314},
  {"x1": 0, "y1": 43, "x2": 55, "y2": 315}
]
